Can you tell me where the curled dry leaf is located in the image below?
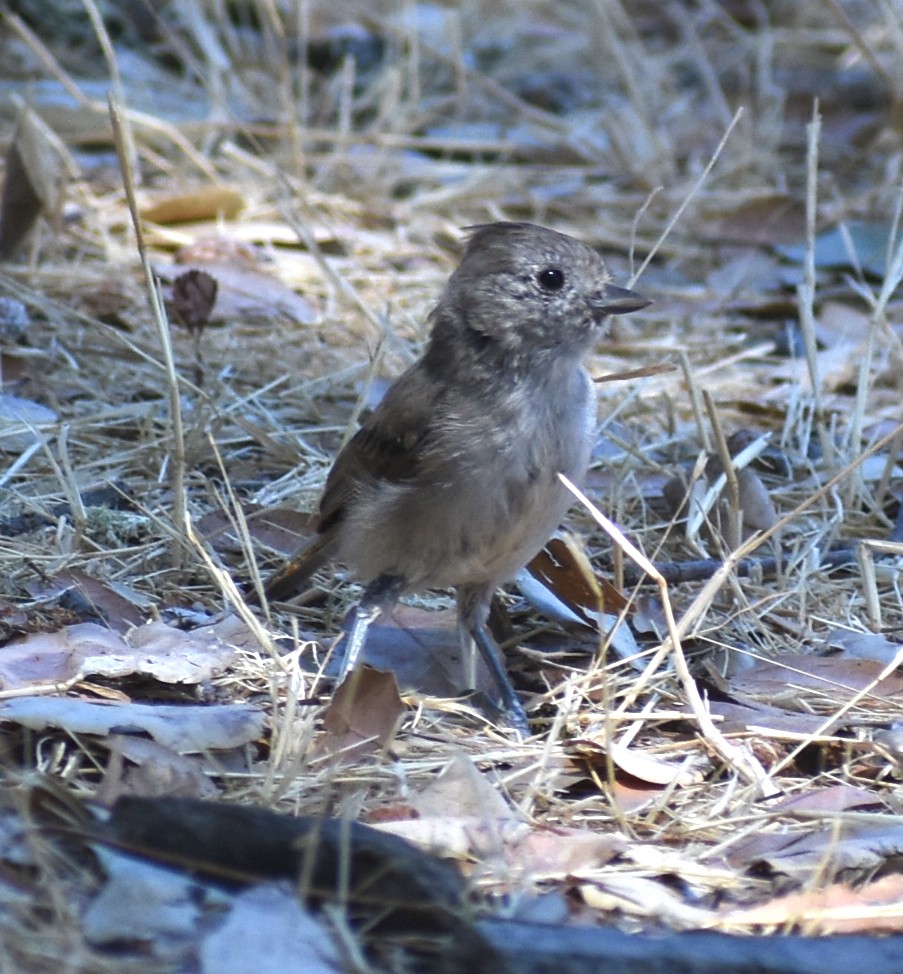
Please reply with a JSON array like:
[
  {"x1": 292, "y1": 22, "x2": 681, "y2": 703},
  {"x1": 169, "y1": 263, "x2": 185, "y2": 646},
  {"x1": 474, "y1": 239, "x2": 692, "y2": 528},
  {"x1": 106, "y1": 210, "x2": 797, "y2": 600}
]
[
  {"x1": 167, "y1": 269, "x2": 218, "y2": 333},
  {"x1": 519, "y1": 532, "x2": 641, "y2": 664},
  {"x1": 159, "y1": 260, "x2": 316, "y2": 327},
  {"x1": 571, "y1": 736, "x2": 705, "y2": 787},
  {"x1": 580, "y1": 874, "x2": 715, "y2": 929}
]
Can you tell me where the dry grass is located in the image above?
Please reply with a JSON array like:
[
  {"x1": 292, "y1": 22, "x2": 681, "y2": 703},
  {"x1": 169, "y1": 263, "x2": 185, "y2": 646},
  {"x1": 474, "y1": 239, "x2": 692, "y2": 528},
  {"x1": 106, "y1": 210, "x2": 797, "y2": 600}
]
[{"x1": 2, "y1": 0, "x2": 903, "y2": 967}]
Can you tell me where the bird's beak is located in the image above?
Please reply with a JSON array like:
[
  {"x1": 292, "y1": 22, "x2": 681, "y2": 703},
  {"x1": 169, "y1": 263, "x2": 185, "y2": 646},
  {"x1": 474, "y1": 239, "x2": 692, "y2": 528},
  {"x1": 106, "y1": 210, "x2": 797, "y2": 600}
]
[{"x1": 588, "y1": 284, "x2": 651, "y2": 315}]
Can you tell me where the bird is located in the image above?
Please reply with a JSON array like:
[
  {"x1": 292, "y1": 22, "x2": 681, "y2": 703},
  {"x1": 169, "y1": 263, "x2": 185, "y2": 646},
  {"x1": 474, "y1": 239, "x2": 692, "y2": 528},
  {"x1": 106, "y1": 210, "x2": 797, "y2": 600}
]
[{"x1": 260, "y1": 222, "x2": 649, "y2": 732}]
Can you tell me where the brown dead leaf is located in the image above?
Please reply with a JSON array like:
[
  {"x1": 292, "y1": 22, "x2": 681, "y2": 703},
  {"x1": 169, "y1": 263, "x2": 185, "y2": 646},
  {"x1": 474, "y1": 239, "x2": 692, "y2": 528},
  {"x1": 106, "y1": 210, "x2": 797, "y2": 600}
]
[
  {"x1": 525, "y1": 532, "x2": 626, "y2": 623},
  {"x1": 413, "y1": 753, "x2": 511, "y2": 819},
  {"x1": 514, "y1": 828, "x2": 625, "y2": 880},
  {"x1": 39, "y1": 569, "x2": 149, "y2": 633},
  {"x1": 520, "y1": 533, "x2": 641, "y2": 663},
  {"x1": 608, "y1": 775, "x2": 667, "y2": 815},
  {"x1": 198, "y1": 506, "x2": 319, "y2": 556},
  {"x1": 315, "y1": 666, "x2": 404, "y2": 763},
  {"x1": 727, "y1": 822, "x2": 903, "y2": 881},
  {"x1": 767, "y1": 784, "x2": 886, "y2": 815},
  {"x1": 160, "y1": 261, "x2": 316, "y2": 327},
  {"x1": 716, "y1": 874, "x2": 903, "y2": 934},
  {"x1": 174, "y1": 234, "x2": 259, "y2": 266},
  {"x1": 96, "y1": 735, "x2": 219, "y2": 804},
  {"x1": 697, "y1": 698, "x2": 835, "y2": 737},
  {"x1": 736, "y1": 468, "x2": 778, "y2": 532},
  {"x1": 702, "y1": 193, "x2": 805, "y2": 246},
  {"x1": 167, "y1": 269, "x2": 218, "y2": 332},
  {"x1": 727, "y1": 654, "x2": 903, "y2": 710}
]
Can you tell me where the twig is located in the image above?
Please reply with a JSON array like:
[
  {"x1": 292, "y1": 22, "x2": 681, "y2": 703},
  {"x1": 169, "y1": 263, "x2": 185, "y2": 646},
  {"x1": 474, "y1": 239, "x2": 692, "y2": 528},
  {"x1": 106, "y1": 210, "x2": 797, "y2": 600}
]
[
  {"x1": 629, "y1": 107, "x2": 743, "y2": 286},
  {"x1": 108, "y1": 97, "x2": 188, "y2": 566}
]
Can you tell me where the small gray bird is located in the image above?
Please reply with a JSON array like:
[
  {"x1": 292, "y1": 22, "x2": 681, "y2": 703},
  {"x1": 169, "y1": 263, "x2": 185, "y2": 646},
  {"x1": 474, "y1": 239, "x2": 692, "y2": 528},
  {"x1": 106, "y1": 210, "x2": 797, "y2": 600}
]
[{"x1": 262, "y1": 222, "x2": 649, "y2": 732}]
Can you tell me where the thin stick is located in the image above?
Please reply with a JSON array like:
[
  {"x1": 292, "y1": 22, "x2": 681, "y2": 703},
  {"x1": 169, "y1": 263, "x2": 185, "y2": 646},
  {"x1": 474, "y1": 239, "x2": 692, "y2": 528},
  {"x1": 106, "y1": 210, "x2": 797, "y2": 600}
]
[
  {"x1": 797, "y1": 102, "x2": 833, "y2": 467},
  {"x1": 704, "y1": 390, "x2": 740, "y2": 551},
  {"x1": 629, "y1": 107, "x2": 743, "y2": 286},
  {"x1": 108, "y1": 97, "x2": 188, "y2": 565}
]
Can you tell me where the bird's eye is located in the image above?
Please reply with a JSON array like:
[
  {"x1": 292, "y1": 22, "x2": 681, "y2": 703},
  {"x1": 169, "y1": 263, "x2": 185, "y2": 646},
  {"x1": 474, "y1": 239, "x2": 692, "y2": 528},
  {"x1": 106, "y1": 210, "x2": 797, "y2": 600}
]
[{"x1": 536, "y1": 267, "x2": 565, "y2": 292}]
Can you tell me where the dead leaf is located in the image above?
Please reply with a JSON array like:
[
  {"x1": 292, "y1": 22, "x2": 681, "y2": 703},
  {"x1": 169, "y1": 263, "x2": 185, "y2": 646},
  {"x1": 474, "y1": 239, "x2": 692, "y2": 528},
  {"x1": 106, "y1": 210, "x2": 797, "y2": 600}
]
[
  {"x1": 167, "y1": 269, "x2": 218, "y2": 332},
  {"x1": 199, "y1": 885, "x2": 343, "y2": 974},
  {"x1": 174, "y1": 235, "x2": 259, "y2": 266},
  {"x1": 778, "y1": 220, "x2": 894, "y2": 276},
  {"x1": 767, "y1": 784, "x2": 886, "y2": 815},
  {"x1": 519, "y1": 533, "x2": 641, "y2": 664},
  {"x1": 580, "y1": 874, "x2": 714, "y2": 929},
  {"x1": 736, "y1": 468, "x2": 778, "y2": 532},
  {"x1": 413, "y1": 752, "x2": 511, "y2": 819},
  {"x1": 716, "y1": 874, "x2": 903, "y2": 934},
  {"x1": 40, "y1": 569, "x2": 149, "y2": 633},
  {"x1": 0, "y1": 297, "x2": 30, "y2": 341},
  {"x1": 512, "y1": 828, "x2": 625, "y2": 880},
  {"x1": 315, "y1": 666, "x2": 403, "y2": 763},
  {"x1": 334, "y1": 606, "x2": 489, "y2": 697},
  {"x1": 373, "y1": 816, "x2": 528, "y2": 862},
  {"x1": 522, "y1": 532, "x2": 627, "y2": 623},
  {"x1": 702, "y1": 194, "x2": 805, "y2": 246},
  {"x1": 198, "y1": 506, "x2": 318, "y2": 556},
  {"x1": 378, "y1": 810, "x2": 624, "y2": 881},
  {"x1": 0, "y1": 621, "x2": 236, "y2": 690},
  {"x1": 96, "y1": 735, "x2": 219, "y2": 804},
  {"x1": 0, "y1": 394, "x2": 57, "y2": 452},
  {"x1": 696, "y1": 698, "x2": 835, "y2": 737},
  {"x1": 727, "y1": 822, "x2": 903, "y2": 881},
  {"x1": 159, "y1": 261, "x2": 316, "y2": 327},
  {"x1": 727, "y1": 654, "x2": 903, "y2": 710},
  {"x1": 0, "y1": 108, "x2": 65, "y2": 259},
  {"x1": 824, "y1": 629, "x2": 903, "y2": 667},
  {"x1": 571, "y1": 736, "x2": 704, "y2": 787},
  {"x1": 141, "y1": 186, "x2": 245, "y2": 225},
  {"x1": 0, "y1": 696, "x2": 264, "y2": 752}
]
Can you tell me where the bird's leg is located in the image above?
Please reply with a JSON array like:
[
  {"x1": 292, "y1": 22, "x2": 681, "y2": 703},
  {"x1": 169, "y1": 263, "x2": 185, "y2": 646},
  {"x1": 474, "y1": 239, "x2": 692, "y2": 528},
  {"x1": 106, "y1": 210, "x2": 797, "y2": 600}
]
[
  {"x1": 457, "y1": 585, "x2": 530, "y2": 736},
  {"x1": 339, "y1": 574, "x2": 404, "y2": 678}
]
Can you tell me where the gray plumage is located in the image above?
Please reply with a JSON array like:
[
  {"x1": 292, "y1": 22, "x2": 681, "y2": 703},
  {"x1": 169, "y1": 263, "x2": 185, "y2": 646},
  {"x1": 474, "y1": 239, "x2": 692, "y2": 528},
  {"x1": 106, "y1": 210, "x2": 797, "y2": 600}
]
[{"x1": 263, "y1": 222, "x2": 649, "y2": 732}]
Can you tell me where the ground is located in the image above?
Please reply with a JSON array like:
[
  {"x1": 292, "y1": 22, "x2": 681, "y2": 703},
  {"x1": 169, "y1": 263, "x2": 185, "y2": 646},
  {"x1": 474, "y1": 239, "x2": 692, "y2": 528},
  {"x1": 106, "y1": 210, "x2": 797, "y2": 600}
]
[{"x1": 1, "y1": 1, "x2": 903, "y2": 971}]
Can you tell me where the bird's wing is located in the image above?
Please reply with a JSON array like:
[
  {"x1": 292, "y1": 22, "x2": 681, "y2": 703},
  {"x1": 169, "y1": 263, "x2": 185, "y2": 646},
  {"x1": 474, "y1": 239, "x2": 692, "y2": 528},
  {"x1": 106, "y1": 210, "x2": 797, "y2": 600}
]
[
  {"x1": 263, "y1": 366, "x2": 440, "y2": 602},
  {"x1": 318, "y1": 366, "x2": 438, "y2": 534}
]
